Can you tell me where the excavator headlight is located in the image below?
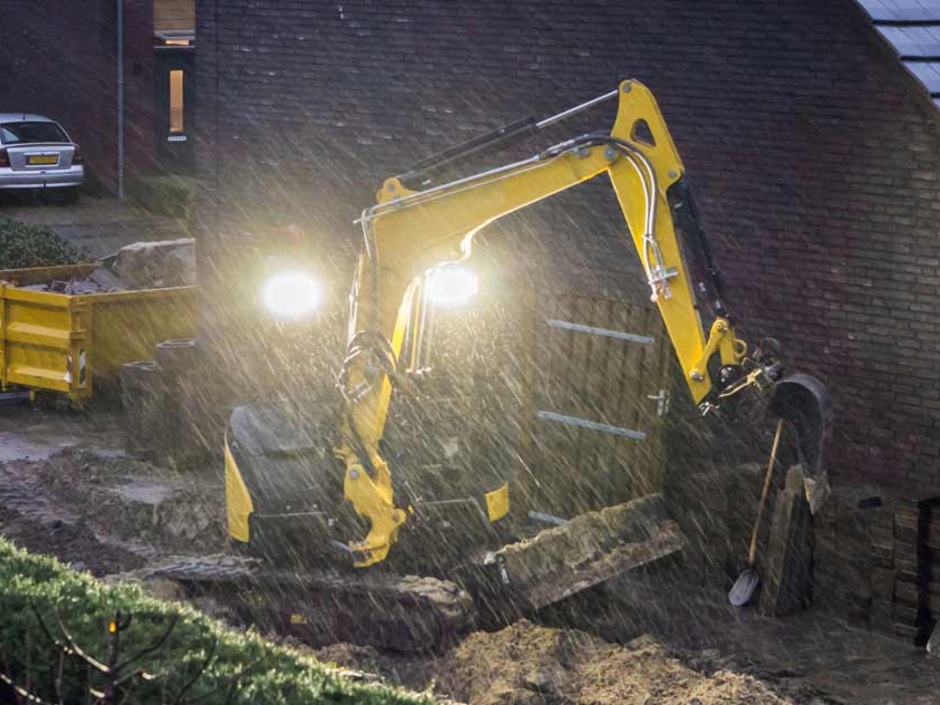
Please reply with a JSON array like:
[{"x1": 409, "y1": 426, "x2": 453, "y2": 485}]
[
  {"x1": 427, "y1": 265, "x2": 478, "y2": 307},
  {"x1": 262, "y1": 272, "x2": 322, "y2": 319}
]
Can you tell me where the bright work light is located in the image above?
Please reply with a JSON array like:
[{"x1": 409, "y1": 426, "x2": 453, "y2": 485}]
[
  {"x1": 262, "y1": 272, "x2": 322, "y2": 319},
  {"x1": 426, "y1": 265, "x2": 479, "y2": 307}
]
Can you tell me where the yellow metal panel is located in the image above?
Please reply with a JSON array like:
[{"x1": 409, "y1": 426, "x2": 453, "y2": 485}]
[
  {"x1": 6, "y1": 366, "x2": 70, "y2": 392},
  {"x1": 485, "y1": 483, "x2": 510, "y2": 522},
  {"x1": 4, "y1": 322, "x2": 81, "y2": 348},
  {"x1": 0, "y1": 285, "x2": 6, "y2": 390},
  {"x1": 342, "y1": 452, "x2": 408, "y2": 567},
  {"x1": 224, "y1": 439, "x2": 254, "y2": 543},
  {"x1": 0, "y1": 265, "x2": 197, "y2": 401},
  {"x1": 89, "y1": 287, "x2": 198, "y2": 376}
]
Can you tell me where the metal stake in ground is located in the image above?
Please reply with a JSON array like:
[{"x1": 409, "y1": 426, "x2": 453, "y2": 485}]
[{"x1": 729, "y1": 418, "x2": 784, "y2": 607}]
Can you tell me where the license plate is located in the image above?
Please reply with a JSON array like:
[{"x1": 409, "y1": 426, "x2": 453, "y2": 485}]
[{"x1": 27, "y1": 155, "x2": 58, "y2": 166}]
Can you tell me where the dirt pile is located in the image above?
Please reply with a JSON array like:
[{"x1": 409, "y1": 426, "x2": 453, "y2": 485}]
[
  {"x1": 316, "y1": 621, "x2": 830, "y2": 705},
  {"x1": 29, "y1": 447, "x2": 224, "y2": 551},
  {"x1": 0, "y1": 446, "x2": 224, "y2": 577},
  {"x1": 439, "y1": 621, "x2": 829, "y2": 705}
]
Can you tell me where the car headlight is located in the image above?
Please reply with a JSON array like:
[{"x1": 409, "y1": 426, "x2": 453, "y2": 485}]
[
  {"x1": 262, "y1": 272, "x2": 322, "y2": 319},
  {"x1": 426, "y1": 265, "x2": 479, "y2": 307}
]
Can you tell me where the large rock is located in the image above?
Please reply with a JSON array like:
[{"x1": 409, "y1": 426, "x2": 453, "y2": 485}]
[{"x1": 114, "y1": 238, "x2": 196, "y2": 289}]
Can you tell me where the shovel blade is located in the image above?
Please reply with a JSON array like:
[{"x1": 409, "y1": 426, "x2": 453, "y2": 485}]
[{"x1": 729, "y1": 568, "x2": 760, "y2": 607}]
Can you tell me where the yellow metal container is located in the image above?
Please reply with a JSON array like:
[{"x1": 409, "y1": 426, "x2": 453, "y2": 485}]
[{"x1": 0, "y1": 265, "x2": 197, "y2": 403}]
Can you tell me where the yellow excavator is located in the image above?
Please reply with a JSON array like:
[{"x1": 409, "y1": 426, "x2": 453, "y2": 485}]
[{"x1": 165, "y1": 80, "x2": 831, "y2": 650}]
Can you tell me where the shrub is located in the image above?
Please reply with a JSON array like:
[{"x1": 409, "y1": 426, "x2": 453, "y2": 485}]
[
  {"x1": 127, "y1": 176, "x2": 200, "y2": 222},
  {"x1": 0, "y1": 216, "x2": 86, "y2": 269},
  {"x1": 0, "y1": 540, "x2": 433, "y2": 704}
]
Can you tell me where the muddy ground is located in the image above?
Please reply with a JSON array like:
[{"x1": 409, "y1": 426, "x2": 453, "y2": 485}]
[{"x1": 0, "y1": 406, "x2": 938, "y2": 704}]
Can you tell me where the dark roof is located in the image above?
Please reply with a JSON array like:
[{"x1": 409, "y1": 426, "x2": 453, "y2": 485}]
[{"x1": 857, "y1": 0, "x2": 940, "y2": 107}]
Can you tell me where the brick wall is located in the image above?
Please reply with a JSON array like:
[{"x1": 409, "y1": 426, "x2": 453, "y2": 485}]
[
  {"x1": 195, "y1": 0, "x2": 940, "y2": 496},
  {"x1": 0, "y1": 0, "x2": 156, "y2": 192}
]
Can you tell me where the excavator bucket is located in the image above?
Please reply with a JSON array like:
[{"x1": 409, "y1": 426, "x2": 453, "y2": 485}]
[{"x1": 769, "y1": 373, "x2": 833, "y2": 513}]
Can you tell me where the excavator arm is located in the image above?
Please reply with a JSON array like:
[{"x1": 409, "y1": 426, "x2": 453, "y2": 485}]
[{"x1": 337, "y1": 80, "x2": 829, "y2": 566}]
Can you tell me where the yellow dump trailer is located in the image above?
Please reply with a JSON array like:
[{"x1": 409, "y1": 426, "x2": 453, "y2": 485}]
[{"x1": 0, "y1": 265, "x2": 197, "y2": 403}]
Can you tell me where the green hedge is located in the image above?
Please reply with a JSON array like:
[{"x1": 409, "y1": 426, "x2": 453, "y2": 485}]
[
  {"x1": 0, "y1": 216, "x2": 86, "y2": 269},
  {"x1": 0, "y1": 540, "x2": 433, "y2": 704},
  {"x1": 127, "y1": 176, "x2": 199, "y2": 222}
]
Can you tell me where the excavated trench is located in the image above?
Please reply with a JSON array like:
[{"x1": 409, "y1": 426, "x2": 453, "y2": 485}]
[{"x1": 0, "y1": 408, "x2": 938, "y2": 704}]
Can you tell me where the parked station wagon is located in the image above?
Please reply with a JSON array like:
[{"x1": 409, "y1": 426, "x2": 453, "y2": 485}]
[{"x1": 0, "y1": 114, "x2": 84, "y2": 192}]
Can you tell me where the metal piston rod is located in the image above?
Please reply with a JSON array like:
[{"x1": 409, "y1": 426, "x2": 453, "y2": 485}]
[
  {"x1": 397, "y1": 89, "x2": 620, "y2": 188},
  {"x1": 546, "y1": 318, "x2": 655, "y2": 345},
  {"x1": 536, "y1": 410, "x2": 646, "y2": 441}
]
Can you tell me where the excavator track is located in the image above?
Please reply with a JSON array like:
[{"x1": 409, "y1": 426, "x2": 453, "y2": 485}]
[
  {"x1": 141, "y1": 554, "x2": 474, "y2": 652},
  {"x1": 141, "y1": 494, "x2": 684, "y2": 652}
]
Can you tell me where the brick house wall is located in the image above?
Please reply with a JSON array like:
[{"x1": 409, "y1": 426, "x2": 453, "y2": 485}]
[
  {"x1": 195, "y1": 0, "x2": 940, "y2": 497},
  {"x1": 0, "y1": 0, "x2": 156, "y2": 192}
]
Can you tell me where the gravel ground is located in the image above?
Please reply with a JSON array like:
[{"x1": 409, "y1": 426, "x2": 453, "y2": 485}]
[{"x1": 0, "y1": 407, "x2": 938, "y2": 704}]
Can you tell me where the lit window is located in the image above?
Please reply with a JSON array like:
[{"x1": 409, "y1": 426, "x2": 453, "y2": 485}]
[
  {"x1": 165, "y1": 39, "x2": 190, "y2": 46},
  {"x1": 169, "y1": 69, "x2": 184, "y2": 133}
]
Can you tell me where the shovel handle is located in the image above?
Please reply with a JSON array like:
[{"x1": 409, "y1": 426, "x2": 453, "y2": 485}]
[{"x1": 747, "y1": 419, "x2": 784, "y2": 566}]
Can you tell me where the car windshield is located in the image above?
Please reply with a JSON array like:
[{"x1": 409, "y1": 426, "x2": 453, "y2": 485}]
[{"x1": 0, "y1": 121, "x2": 69, "y2": 145}]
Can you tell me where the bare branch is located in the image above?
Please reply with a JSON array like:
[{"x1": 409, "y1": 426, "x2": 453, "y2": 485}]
[
  {"x1": 0, "y1": 670, "x2": 53, "y2": 705},
  {"x1": 29, "y1": 603, "x2": 61, "y2": 650},
  {"x1": 184, "y1": 658, "x2": 258, "y2": 705},
  {"x1": 115, "y1": 614, "x2": 133, "y2": 633},
  {"x1": 115, "y1": 614, "x2": 179, "y2": 673},
  {"x1": 28, "y1": 604, "x2": 107, "y2": 674},
  {"x1": 114, "y1": 666, "x2": 159, "y2": 689},
  {"x1": 55, "y1": 649, "x2": 65, "y2": 705},
  {"x1": 115, "y1": 672, "x2": 149, "y2": 705},
  {"x1": 168, "y1": 638, "x2": 217, "y2": 705},
  {"x1": 221, "y1": 675, "x2": 240, "y2": 705}
]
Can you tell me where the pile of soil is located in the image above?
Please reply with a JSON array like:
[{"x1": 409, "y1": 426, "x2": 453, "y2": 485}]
[
  {"x1": 316, "y1": 620, "x2": 831, "y2": 705},
  {"x1": 31, "y1": 447, "x2": 224, "y2": 553},
  {"x1": 0, "y1": 507, "x2": 145, "y2": 576},
  {"x1": 0, "y1": 429, "x2": 930, "y2": 705}
]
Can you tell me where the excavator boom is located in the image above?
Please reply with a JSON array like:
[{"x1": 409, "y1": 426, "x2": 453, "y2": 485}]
[
  {"x1": 216, "y1": 82, "x2": 831, "y2": 636},
  {"x1": 333, "y1": 80, "x2": 830, "y2": 566}
]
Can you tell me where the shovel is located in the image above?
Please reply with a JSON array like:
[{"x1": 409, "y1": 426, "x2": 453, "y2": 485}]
[{"x1": 729, "y1": 418, "x2": 784, "y2": 607}]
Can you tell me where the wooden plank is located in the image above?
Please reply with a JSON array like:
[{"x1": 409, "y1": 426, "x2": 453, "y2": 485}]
[
  {"x1": 514, "y1": 286, "x2": 540, "y2": 515},
  {"x1": 758, "y1": 466, "x2": 814, "y2": 617},
  {"x1": 567, "y1": 296, "x2": 600, "y2": 513},
  {"x1": 533, "y1": 294, "x2": 575, "y2": 513},
  {"x1": 585, "y1": 298, "x2": 616, "y2": 499},
  {"x1": 601, "y1": 298, "x2": 626, "y2": 487},
  {"x1": 640, "y1": 305, "x2": 672, "y2": 492},
  {"x1": 609, "y1": 300, "x2": 648, "y2": 499},
  {"x1": 491, "y1": 493, "x2": 686, "y2": 610},
  {"x1": 527, "y1": 292, "x2": 671, "y2": 514}
]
